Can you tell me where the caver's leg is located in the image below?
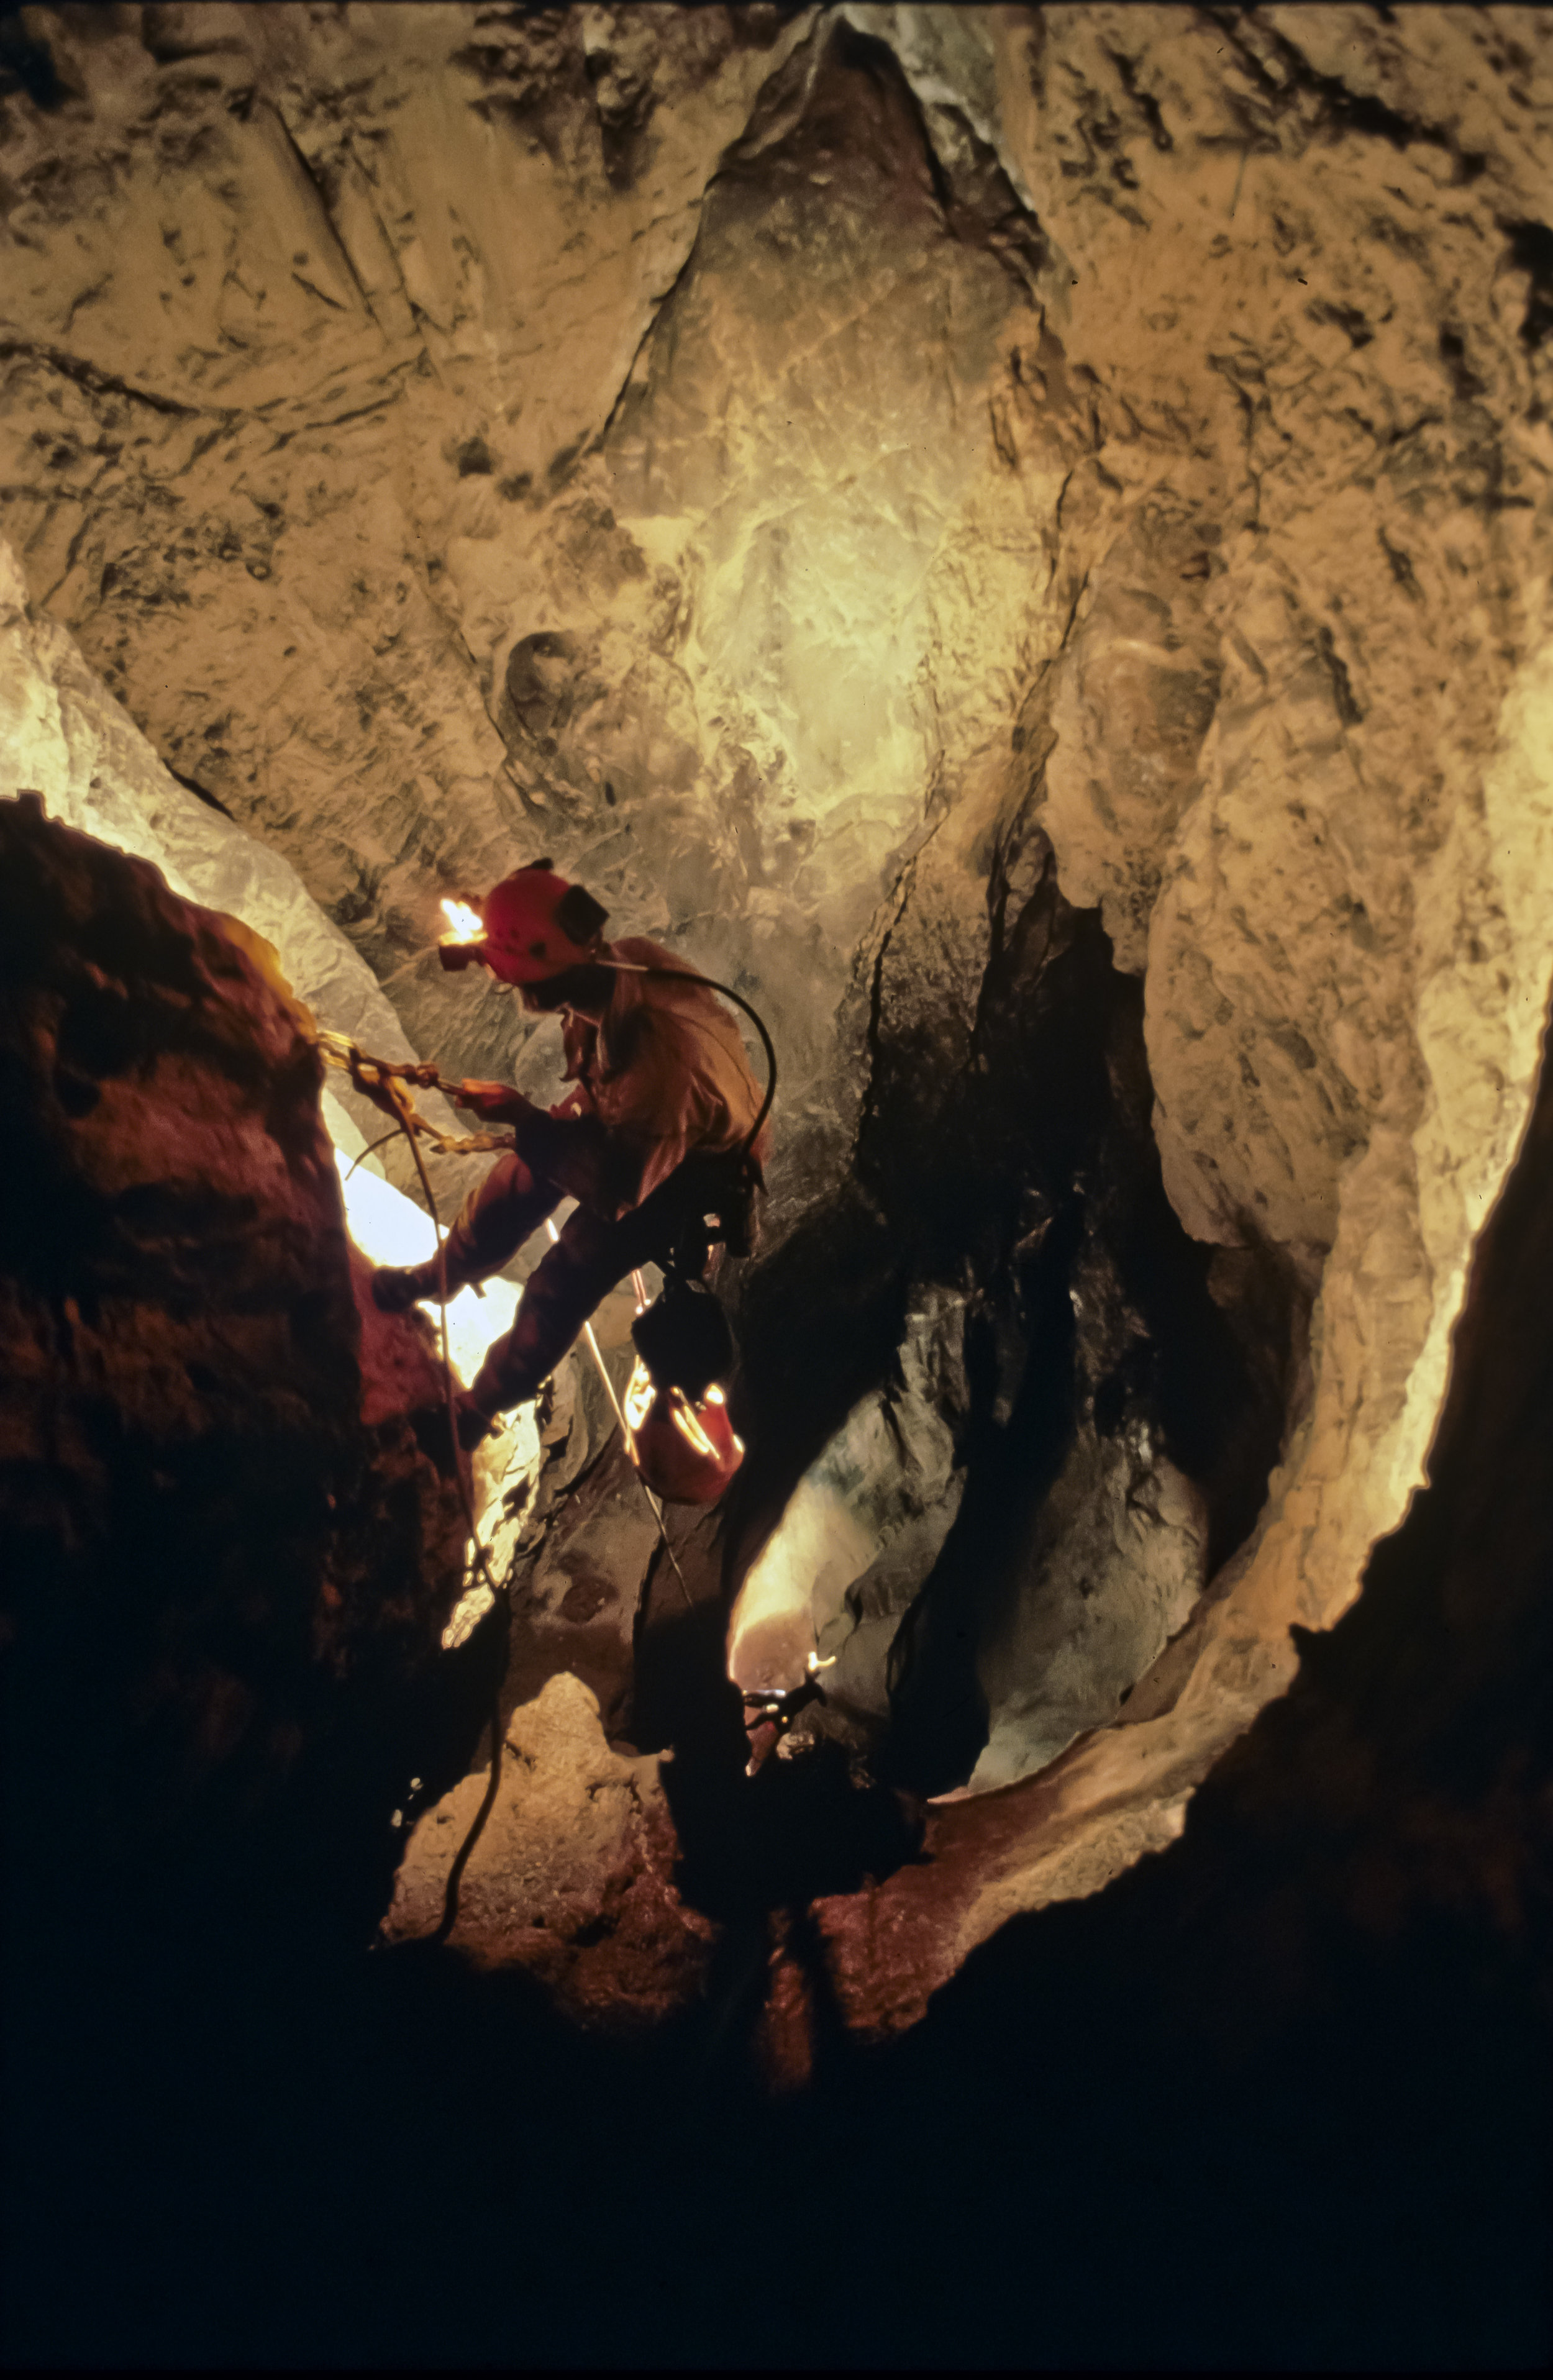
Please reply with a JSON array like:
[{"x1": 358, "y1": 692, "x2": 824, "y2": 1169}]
[
  {"x1": 462, "y1": 1149, "x2": 746, "y2": 1415},
  {"x1": 370, "y1": 1151, "x2": 562, "y2": 1312},
  {"x1": 463, "y1": 1198, "x2": 637, "y2": 1416}
]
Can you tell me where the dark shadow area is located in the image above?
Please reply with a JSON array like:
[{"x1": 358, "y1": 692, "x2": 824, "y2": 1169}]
[
  {"x1": 4, "y1": 1677, "x2": 1545, "y2": 2373},
  {"x1": 662, "y1": 1728, "x2": 926, "y2": 1929},
  {"x1": 634, "y1": 1559, "x2": 929, "y2": 1962},
  {"x1": 727, "y1": 813, "x2": 1305, "y2": 1796},
  {"x1": 721, "y1": 1178, "x2": 916, "y2": 1571}
]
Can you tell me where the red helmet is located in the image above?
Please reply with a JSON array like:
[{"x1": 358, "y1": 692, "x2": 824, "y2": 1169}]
[{"x1": 480, "y1": 864, "x2": 609, "y2": 985}]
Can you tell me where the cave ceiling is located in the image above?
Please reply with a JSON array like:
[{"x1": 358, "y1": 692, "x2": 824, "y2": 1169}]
[{"x1": 3, "y1": 1, "x2": 1553, "y2": 1991}]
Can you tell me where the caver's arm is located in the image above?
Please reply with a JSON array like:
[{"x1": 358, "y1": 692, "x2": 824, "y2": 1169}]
[{"x1": 451, "y1": 1079, "x2": 634, "y2": 1212}]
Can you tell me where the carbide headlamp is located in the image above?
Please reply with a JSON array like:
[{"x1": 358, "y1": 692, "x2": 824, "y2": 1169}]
[{"x1": 438, "y1": 895, "x2": 490, "y2": 971}]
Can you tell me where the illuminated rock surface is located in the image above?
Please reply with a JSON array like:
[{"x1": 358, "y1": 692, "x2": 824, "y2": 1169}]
[
  {"x1": 5, "y1": 787, "x2": 1548, "y2": 2367},
  {"x1": 5, "y1": 6, "x2": 1551, "y2": 1844},
  {"x1": 382, "y1": 1670, "x2": 715, "y2": 2023},
  {"x1": 0, "y1": 532, "x2": 477, "y2": 1201}
]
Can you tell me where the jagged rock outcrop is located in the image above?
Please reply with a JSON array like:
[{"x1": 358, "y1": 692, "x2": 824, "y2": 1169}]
[
  {"x1": 802, "y1": 954, "x2": 1553, "y2": 2056},
  {"x1": 383, "y1": 1671, "x2": 716, "y2": 2024},
  {"x1": 3, "y1": 4, "x2": 1552, "y2": 1958},
  {"x1": 0, "y1": 796, "x2": 467, "y2": 1927},
  {"x1": 0, "y1": 532, "x2": 476, "y2": 1206}
]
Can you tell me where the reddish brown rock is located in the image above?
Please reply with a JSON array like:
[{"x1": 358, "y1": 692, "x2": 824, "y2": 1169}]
[
  {"x1": 0, "y1": 796, "x2": 466, "y2": 1907},
  {"x1": 383, "y1": 1670, "x2": 716, "y2": 2028}
]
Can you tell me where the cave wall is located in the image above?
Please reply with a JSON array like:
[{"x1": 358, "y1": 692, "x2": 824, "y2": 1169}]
[
  {"x1": 4, "y1": 797, "x2": 1549, "y2": 2374},
  {"x1": 4, "y1": 7, "x2": 1552, "y2": 1847},
  {"x1": 0, "y1": 796, "x2": 469, "y2": 1938},
  {"x1": 0, "y1": 529, "x2": 480, "y2": 1199}
]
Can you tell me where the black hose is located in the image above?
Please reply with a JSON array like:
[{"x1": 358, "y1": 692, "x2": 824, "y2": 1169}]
[{"x1": 429, "y1": 1678, "x2": 507, "y2": 1950}]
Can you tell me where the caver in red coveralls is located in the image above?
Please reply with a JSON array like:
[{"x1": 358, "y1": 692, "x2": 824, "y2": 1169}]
[{"x1": 372, "y1": 865, "x2": 766, "y2": 1448}]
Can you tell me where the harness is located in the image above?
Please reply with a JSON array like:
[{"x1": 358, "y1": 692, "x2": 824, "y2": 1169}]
[{"x1": 583, "y1": 958, "x2": 775, "y2": 1394}]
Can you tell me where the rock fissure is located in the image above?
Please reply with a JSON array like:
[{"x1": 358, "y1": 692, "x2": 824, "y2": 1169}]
[{"x1": 0, "y1": 335, "x2": 206, "y2": 420}]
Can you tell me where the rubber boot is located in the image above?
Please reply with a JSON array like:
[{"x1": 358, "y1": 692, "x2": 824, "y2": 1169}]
[
  {"x1": 455, "y1": 1393, "x2": 498, "y2": 1453},
  {"x1": 371, "y1": 1261, "x2": 442, "y2": 1315}
]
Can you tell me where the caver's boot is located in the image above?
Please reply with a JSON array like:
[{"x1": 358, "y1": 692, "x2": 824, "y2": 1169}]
[
  {"x1": 370, "y1": 1260, "x2": 443, "y2": 1315},
  {"x1": 454, "y1": 1392, "x2": 499, "y2": 1453}
]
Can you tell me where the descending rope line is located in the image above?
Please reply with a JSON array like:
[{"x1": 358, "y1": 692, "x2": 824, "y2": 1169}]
[
  {"x1": 315, "y1": 964, "x2": 778, "y2": 1941},
  {"x1": 376, "y1": 1073, "x2": 509, "y2": 1946},
  {"x1": 315, "y1": 1037, "x2": 512, "y2": 1945},
  {"x1": 316, "y1": 1032, "x2": 693, "y2": 1943},
  {"x1": 545, "y1": 1219, "x2": 696, "y2": 1617},
  {"x1": 578, "y1": 961, "x2": 777, "y2": 1619},
  {"x1": 344, "y1": 1125, "x2": 400, "y2": 1180}
]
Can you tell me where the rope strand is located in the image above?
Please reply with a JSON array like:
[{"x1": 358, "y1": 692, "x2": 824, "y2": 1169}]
[
  {"x1": 312, "y1": 978, "x2": 772, "y2": 1937},
  {"x1": 545, "y1": 1219, "x2": 696, "y2": 1616},
  {"x1": 317, "y1": 1035, "x2": 512, "y2": 1950},
  {"x1": 381, "y1": 1076, "x2": 511, "y2": 1948}
]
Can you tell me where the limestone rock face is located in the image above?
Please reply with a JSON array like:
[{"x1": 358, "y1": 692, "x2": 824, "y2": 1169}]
[
  {"x1": 0, "y1": 797, "x2": 467, "y2": 1919},
  {"x1": 4, "y1": 6, "x2": 1553, "y2": 1923},
  {"x1": 966, "y1": 1412, "x2": 1205, "y2": 1794},
  {"x1": 0, "y1": 533, "x2": 477, "y2": 1206},
  {"x1": 796, "y1": 962, "x2": 1553, "y2": 2054},
  {"x1": 729, "y1": 817, "x2": 1293, "y2": 1794},
  {"x1": 383, "y1": 1671, "x2": 714, "y2": 2025},
  {"x1": 998, "y1": 6, "x2": 1553, "y2": 1758},
  {"x1": 728, "y1": 1283, "x2": 970, "y2": 1705}
]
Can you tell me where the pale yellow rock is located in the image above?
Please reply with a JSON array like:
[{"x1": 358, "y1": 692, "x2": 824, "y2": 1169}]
[{"x1": 381, "y1": 1671, "x2": 663, "y2": 1964}]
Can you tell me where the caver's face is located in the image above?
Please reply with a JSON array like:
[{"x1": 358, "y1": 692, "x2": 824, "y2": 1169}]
[{"x1": 519, "y1": 962, "x2": 610, "y2": 1018}]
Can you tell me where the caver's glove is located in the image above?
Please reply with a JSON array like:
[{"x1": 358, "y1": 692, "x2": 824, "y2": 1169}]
[
  {"x1": 451, "y1": 1079, "x2": 531, "y2": 1125},
  {"x1": 371, "y1": 1261, "x2": 439, "y2": 1315}
]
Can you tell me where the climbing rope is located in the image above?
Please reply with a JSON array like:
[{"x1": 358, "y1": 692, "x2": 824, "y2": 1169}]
[
  {"x1": 314, "y1": 1030, "x2": 696, "y2": 1941},
  {"x1": 314, "y1": 963, "x2": 777, "y2": 1944},
  {"x1": 546, "y1": 1218, "x2": 697, "y2": 1617},
  {"x1": 315, "y1": 1033, "x2": 514, "y2": 1943},
  {"x1": 312, "y1": 1029, "x2": 514, "y2": 1159},
  {"x1": 319, "y1": 1031, "x2": 695, "y2": 1610}
]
